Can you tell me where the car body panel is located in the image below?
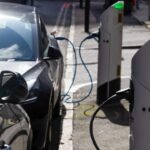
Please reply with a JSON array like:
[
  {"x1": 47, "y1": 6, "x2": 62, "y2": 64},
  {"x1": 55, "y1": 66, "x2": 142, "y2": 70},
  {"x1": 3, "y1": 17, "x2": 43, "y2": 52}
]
[
  {"x1": 0, "y1": 104, "x2": 31, "y2": 150},
  {"x1": 0, "y1": 61, "x2": 37, "y2": 75}
]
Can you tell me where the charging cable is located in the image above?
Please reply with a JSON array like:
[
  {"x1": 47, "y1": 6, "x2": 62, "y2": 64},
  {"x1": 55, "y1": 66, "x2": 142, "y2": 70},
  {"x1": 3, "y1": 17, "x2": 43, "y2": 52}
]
[
  {"x1": 90, "y1": 88, "x2": 130, "y2": 150},
  {"x1": 74, "y1": 32, "x2": 99, "y2": 103},
  {"x1": 55, "y1": 37, "x2": 77, "y2": 102},
  {"x1": 56, "y1": 32, "x2": 99, "y2": 103}
]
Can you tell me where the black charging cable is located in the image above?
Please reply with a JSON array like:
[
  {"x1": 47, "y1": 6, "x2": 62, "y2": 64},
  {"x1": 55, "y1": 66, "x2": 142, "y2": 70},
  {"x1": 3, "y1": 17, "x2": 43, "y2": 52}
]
[
  {"x1": 73, "y1": 32, "x2": 99, "y2": 103},
  {"x1": 55, "y1": 37, "x2": 77, "y2": 102},
  {"x1": 56, "y1": 32, "x2": 99, "y2": 103},
  {"x1": 90, "y1": 89, "x2": 130, "y2": 150}
]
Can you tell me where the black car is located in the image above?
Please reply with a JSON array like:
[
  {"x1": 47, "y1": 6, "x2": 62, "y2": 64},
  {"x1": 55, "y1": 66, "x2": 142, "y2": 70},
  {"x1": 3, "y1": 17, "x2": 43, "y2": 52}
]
[{"x1": 0, "y1": 2, "x2": 63, "y2": 150}]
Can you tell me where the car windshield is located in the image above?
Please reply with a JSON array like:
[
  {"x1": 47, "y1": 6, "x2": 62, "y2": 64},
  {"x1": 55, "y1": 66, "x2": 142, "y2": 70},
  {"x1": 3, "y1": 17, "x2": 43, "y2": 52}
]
[{"x1": 0, "y1": 15, "x2": 36, "y2": 61}]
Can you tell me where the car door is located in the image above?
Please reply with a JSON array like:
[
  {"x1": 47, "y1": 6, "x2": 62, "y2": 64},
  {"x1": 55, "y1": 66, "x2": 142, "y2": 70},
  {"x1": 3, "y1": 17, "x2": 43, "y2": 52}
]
[{"x1": 0, "y1": 103, "x2": 24, "y2": 150}]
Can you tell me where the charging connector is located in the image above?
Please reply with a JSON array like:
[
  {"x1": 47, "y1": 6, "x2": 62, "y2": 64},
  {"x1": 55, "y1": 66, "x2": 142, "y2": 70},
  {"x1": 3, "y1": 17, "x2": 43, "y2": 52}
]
[{"x1": 85, "y1": 32, "x2": 99, "y2": 40}]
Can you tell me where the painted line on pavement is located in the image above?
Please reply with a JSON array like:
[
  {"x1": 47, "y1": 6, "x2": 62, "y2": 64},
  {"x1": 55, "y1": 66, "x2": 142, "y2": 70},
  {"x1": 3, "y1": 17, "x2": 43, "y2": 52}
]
[
  {"x1": 121, "y1": 76, "x2": 130, "y2": 79},
  {"x1": 52, "y1": 3, "x2": 66, "y2": 33},
  {"x1": 70, "y1": 75, "x2": 130, "y2": 93},
  {"x1": 70, "y1": 81, "x2": 97, "y2": 93},
  {"x1": 59, "y1": 3, "x2": 75, "y2": 150},
  {"x1": 58, "y1": 3, "x2": 70, "y2": 36}
]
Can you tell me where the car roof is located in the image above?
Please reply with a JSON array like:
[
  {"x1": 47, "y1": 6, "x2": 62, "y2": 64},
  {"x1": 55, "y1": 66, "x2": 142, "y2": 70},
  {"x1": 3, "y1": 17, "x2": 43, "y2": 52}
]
[{"x1": 0, "y1": 2, "x2": 37, "y2": 23}]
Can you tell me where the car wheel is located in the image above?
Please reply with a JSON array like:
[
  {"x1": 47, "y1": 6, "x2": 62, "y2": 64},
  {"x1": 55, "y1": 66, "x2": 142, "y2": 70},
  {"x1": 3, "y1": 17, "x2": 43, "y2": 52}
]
[{"x1": 44, "y1": 101, "x2": 53, "y2": 150}]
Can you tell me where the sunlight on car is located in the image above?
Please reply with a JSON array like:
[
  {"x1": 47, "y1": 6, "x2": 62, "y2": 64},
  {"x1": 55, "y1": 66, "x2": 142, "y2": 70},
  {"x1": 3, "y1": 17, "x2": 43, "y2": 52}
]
[
  {"x1": 0, "y1": 15, "x2": 35, "y2": 61},
  {"x1": 0, "y1": 44, "x2": 23, "y2": 59}
]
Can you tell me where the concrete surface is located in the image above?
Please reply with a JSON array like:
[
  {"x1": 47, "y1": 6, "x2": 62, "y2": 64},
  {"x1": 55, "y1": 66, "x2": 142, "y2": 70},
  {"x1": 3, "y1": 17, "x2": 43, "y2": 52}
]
[{"x1": 132, "y1": 0, "x2": 150, "y2": 28}]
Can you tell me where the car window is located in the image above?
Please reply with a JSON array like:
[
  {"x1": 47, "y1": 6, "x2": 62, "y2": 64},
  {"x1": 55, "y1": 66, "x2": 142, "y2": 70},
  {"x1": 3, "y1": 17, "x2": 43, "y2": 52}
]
[
  {"x1": 40, "y1": 18, "x2": 49, "y2": 55},
  {"x1": 0, "y1": 15, "x2": 36, "y2": 61}
]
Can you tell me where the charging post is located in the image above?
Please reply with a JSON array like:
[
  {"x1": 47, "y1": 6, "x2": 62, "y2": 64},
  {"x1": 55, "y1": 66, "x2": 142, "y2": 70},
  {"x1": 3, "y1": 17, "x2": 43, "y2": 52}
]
[
  {"x1": 97, "y1": 1, "x2": 124, "y2": 105},
  {"x1": 130, "y1": 40, "x2": 150, "y2": 150}
]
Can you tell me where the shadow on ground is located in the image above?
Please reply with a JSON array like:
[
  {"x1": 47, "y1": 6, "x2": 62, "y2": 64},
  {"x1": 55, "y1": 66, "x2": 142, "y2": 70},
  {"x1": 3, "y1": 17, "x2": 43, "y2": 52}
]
[
  {"x1": 101, "y1": 101, "x2": 129, "y2": 126},
  {"x1": 73, "y1": 84, "x2": 129, "y2": 126},
  {"x1": 51, "y1": 115, "x2": 62, "y2": 150}
]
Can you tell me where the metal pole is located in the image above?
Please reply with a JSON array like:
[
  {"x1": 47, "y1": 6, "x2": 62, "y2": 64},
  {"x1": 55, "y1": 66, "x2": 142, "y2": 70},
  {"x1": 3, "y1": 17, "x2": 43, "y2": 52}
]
[
  {"x1": 148, "y1": 0, "x2": 150, "y2": 20},
  {"x1": 85, "y1": 0, "x2": 90, "y2": 32},
  {"x1": 80, "y1": 0, "x2": 83, "y2": 8}
]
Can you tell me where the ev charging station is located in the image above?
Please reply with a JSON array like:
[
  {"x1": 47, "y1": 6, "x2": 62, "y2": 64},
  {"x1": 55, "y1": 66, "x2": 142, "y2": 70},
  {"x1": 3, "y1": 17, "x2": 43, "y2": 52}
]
[
  {"x1": 97, "y1": 1, "x2": 124, "y2": 104},
  {"x1": 130, "y1": 40, "x2": 150, "y2": 150}
]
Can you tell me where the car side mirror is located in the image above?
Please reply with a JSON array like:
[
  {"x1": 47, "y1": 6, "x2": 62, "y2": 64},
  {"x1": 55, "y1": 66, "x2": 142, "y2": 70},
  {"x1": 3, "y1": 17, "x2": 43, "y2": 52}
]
[
  {"x1": 44, "y1": 46, "x2": 62, "y2": 60},
  {"x1": 0, "y1": 71, "x2": 28, "y2": 104}
]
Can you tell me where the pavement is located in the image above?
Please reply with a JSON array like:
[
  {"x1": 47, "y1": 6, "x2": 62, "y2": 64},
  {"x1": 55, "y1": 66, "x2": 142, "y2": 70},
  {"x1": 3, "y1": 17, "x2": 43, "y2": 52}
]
[
  {"x1": 34, "y1": 0, "x2": 150, "y2": 150},
  {"x1": 132, "y1": 0, "x2": 150, "y2": 28}
]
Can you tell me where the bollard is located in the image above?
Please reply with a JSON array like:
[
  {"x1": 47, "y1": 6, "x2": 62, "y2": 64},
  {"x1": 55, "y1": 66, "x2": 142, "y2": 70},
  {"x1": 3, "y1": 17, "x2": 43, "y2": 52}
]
[{"x1": 84, "y1": 0, "x2": 90, "y2": 32}]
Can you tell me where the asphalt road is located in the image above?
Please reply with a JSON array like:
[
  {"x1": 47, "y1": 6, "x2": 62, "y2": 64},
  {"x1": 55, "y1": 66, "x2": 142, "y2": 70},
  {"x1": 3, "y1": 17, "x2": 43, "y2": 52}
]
[{"x1": 35, "y1": 0, "x2": 150, "y2": 150}]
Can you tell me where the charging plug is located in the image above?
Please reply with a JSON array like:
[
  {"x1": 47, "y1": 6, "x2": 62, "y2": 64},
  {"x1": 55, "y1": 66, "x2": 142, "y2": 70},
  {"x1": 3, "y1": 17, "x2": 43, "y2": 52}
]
[
  {"x1": 116, "y1": 88, "x2": 131, "y2": 101},
  {"x1": 55, "y1": 37, "x2": 67, "y2": 40},
  {"x1": 85, "y1": 32, "x2": 99, "y2": 40}
]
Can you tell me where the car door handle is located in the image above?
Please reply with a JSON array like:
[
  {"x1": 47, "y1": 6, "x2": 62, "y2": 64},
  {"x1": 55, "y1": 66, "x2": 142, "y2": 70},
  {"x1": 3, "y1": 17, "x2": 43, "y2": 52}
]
[{"x1": 0, "y1": 141, "x2": 11, "y2": 150}]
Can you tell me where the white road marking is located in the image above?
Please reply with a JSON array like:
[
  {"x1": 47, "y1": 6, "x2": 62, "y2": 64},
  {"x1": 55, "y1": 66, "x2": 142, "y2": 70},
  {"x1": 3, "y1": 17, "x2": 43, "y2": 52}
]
[
  {"x1": 121, "y1": 75, "x2": 130, "y2": 79},
  {"x1": 69, "y1": 76, "x2": 130, "y2": 93},
  {"x1": 58, "y1": 5, "x2": 69, "y2": 36},
  {"x1": 52, "y1": 4, "x2": 64, "y2": 33},
  {"x1": 70, "y1": 81, "x2": 97, "y2": 93},
  {"x1": 59, "y1": 3, "x2": 75, "y2": 150}
]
